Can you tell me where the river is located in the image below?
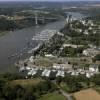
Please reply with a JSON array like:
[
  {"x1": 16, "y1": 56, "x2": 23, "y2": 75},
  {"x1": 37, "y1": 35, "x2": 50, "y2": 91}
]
[{"x1": 0, "y1": 12, "x2": 84, "y2": 73}]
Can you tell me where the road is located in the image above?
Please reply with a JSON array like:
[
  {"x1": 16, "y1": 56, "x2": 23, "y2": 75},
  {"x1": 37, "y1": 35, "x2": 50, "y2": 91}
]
[{"x1": 60, "y1": 89, "x2": 73, "y2": 100}]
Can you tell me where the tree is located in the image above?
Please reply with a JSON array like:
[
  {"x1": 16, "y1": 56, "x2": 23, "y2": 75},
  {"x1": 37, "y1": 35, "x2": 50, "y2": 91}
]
[
  {"x1": 94, "y1": 54, "x2": 100, "y2": 61},
  {"x1": 56, "y1": 77, "x2": 62, "y2": 85},
  {"x1": 13, "y1": 85, "x2": 25, "y2": 99},
  {"x1": 23, "y1": 90, "x2": 36, "y2": 100}
]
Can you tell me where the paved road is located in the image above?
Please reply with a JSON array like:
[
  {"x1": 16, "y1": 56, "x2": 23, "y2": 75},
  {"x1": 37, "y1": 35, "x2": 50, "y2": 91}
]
[
  {"x1": 60, "y1": 89, "x2": 73, "y2": 100},
  {"x1": 52, "y1": 80, "x2": 73, "y2": 100}
]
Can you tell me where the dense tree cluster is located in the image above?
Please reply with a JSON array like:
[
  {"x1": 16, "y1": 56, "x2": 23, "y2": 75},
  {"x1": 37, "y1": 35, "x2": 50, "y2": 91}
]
[
  {"x1": 0, "y1": 73, "x2": 57, "y2": 100},
  {"x1": 56, "y1": 75, "x2": 89, "y2": 93},
  {"x1": 0, "y1": 17, "x2": 46, "y2": 32},
  {"x1": 0, "y1": 18, "x2": 19, "y2": 31},
  {"x1": 34, "y1": 34, "x2": 65, "y2": 56},
  {"x1": 60, "y1": 47, "x2": 85, "y2": 57},
  {"x1": 94, "y1": 54, "x2": 100, "y2": 61},
  {"x1": 56, "y1": 73, "x2": 100, "y2": 93}
]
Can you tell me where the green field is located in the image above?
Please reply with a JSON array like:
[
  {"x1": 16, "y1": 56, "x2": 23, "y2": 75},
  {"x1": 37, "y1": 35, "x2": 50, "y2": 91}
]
[{"x1": 39, "y1": 92, "x2": 66, "y2": 100}]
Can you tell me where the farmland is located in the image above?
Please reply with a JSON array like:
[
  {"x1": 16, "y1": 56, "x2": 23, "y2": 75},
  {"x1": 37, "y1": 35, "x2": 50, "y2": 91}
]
[{"x1": 73, "y1": 88, "x2": 100, "y2": 100}]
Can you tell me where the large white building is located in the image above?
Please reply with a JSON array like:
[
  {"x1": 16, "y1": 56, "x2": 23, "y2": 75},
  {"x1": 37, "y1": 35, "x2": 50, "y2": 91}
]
[
  {"x1": 83, "y1": 48, "x2": 100, "y2": 57},
  {"x1": 53, "y1": 63, "x2": 72, "y2": 70}
]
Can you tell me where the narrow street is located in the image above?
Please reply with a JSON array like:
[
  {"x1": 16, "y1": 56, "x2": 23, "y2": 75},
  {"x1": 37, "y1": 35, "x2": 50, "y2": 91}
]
[{"x1": 60, "y1": 89, "x2": 73, "y2": 100}]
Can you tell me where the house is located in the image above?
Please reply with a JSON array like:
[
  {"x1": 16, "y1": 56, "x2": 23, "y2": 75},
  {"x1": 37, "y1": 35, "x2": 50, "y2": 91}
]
[
  {"x1": 45, "y1": 54, "x2": 54, "y2": 57},
  {"x1": 71, "y1": 71, "x2": 79, "y2": 76},
  {"x1": 88, "y1": 27, "x2": 92, "y2": 30},
  {"x1": 83, "y1": 48, "x2": 100, "y2": 57},
  {"x1": 27, "y1": 68, "x2": 38, "y2": 76},
  {"x1": 45, "y1": 70, "x2": 51, "y2": 77},
  {"x1": 88, "y1": 44, "x2": 96, "y2": 48},
  {"x1": 63, "y1": 44, "x2": 83, "y2": 49},
  {"x1": 86, "y1": 72, "x2": 94, "y2": 78},
  {"x1": 83, "y1": 30, "x2": 89, "y2": 35},
  {"x1": 53, "y1": 63, "x2": 72, "y2": 70},
  {"x1": 63, "y1": 44, "x2": 77, "y2": 48},
  {"x1": 42, "y1": 69, "x2": 51, "y2": 77},
  {"x1": 86, "y1": 72, "x2": 91, "y2": 78},
  {"x1": 87, "y1": 20, "x2": 94, "y2": 26},
  {"x1": 56, "y1": 70, "x2": 65, "y2": 77},
  {"x1": 81, "y1": 20, "x2": 86, "y2": 25},
  {"x1": 26, "y1": 66, "x2": 32, "y2": 70},
  {"x1": 77, "y1": 29, "x2": 82, "y2": 33},
  {"x1": 19, "y1": 66, "x2": 26, "y2": 72},
  {"x1": 31, "y1": 69, "x2": 37, "y2": 76},
  {"x1": 93, "y1": 30, "x2": 96, "y2": 34},
  {"x1": 89, "y1": 64, "x2": 99, "y2": 73}
]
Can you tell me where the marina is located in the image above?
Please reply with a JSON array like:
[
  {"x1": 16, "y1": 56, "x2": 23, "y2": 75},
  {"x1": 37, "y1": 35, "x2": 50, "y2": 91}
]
[{"x1": 32, "y1": 29, "x2": 57, "y2": 41}]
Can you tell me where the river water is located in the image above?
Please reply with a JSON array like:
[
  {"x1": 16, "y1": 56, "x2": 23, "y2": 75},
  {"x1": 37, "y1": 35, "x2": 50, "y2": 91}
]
[{"x1": 0, "y1": 12, "x2": 84, "y2": 73}]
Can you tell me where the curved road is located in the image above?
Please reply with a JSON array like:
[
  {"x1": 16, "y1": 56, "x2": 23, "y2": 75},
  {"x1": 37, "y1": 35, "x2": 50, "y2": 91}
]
[{"x1": 60, "y1": 89, "x2": 73, "y2": 100}]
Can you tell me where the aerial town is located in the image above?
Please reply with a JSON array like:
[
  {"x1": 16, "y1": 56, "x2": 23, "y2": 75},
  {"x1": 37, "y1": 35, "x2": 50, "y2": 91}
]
[{"x1": 0, "y1": 1, "x2": 100, "y2": 100}]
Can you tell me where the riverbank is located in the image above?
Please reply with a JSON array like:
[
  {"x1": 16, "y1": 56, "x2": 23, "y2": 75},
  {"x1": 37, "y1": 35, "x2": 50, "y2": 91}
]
[
  {"x1": 0, "y1": 31, "x2": 11, "y2": 37},
  {"x1": 0, "y1": 20, "x2": 66, "y2": 73},
  {"x1": 0, "y1": 12, "x2": 85, "y2": 73}
]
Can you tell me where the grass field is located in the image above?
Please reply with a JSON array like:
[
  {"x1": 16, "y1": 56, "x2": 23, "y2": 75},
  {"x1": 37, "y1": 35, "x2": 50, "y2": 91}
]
[
  {"x1": 73, "y1": 88, "x2": 100, "y2": 100},
  {"x1": 34, "y1": 57, "x2": 53, "y2": 67},
  {"x1": 9, "y1": 78, "x2": 44, "y2": 87},
  {"x1": 33, "y1": 57, "x2": 64, "y2": 67},
  {"x1": 60, "y1": 82, "x2": 71, "y2": 92},
  {"x1": 38, "y1": 91, "x2": 66, "y2": 100}
]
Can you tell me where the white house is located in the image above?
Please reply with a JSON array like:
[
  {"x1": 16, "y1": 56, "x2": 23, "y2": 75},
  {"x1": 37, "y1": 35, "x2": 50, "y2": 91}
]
[
  {"x1": 19, "y1": 66, "x2": 25, "y2": 72},
  {"x1": 53, "y1": 63, "x2": 72, "y2": 70},
  {"x1": 89, "y1": 64, "x2": 99, "y2": 73},
  {"x1": 83, "y1": 30, "x2": 89, "y2": 35},
  {"x1": 93, "y1": 30, "x2": 96, "y2": 34},
  {"x1": 81, "y1": 20, "x2": 86, "y2": 25},
  {"x1": 83, "y1": 48, "x2": 100, "y2": 57},
  {"x1": 88, "y1": 27, "x2": 92, "y2": 30},
  {"x1": 42, "y1": 69, "x2": 51, "y2": 77},
  {"x1": 56, "y1": 70, "x2": 65, "y2": 77},
  {"x1": 86, "y1": 72, "x2": 91, "y2": 78},
  {"x1": 63, "y1": 44, "x2": 83, "y2": 49},
  {"x1": 45, "y1": 54, "x2": 54, "y2": 57}
]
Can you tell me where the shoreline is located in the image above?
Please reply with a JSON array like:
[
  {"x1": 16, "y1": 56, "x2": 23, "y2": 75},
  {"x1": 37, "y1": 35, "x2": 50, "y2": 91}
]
[
  {"x1": 0, "y1": 12, "x2": 85, "y2": 73},
  {"x1": 0, "y1": 20, "x2": 66, "y2": 73}
]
